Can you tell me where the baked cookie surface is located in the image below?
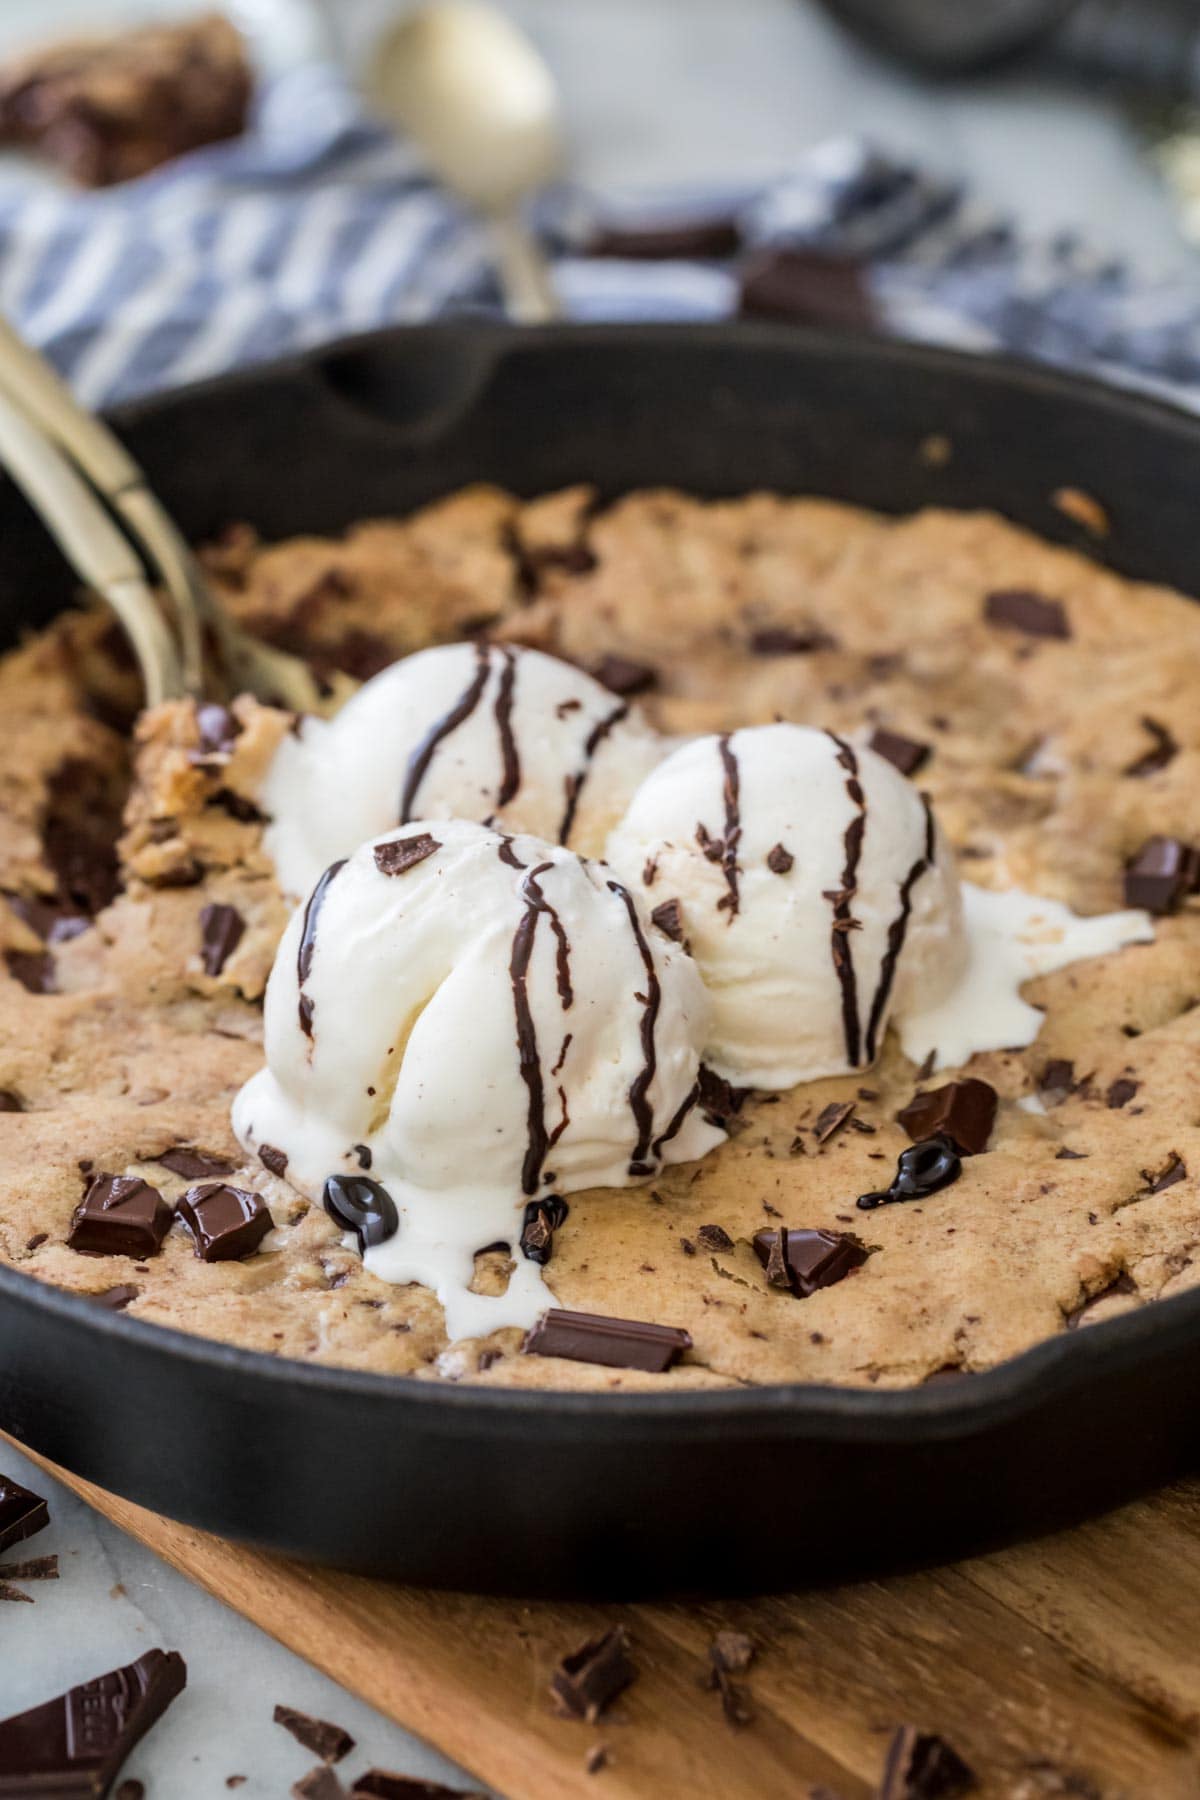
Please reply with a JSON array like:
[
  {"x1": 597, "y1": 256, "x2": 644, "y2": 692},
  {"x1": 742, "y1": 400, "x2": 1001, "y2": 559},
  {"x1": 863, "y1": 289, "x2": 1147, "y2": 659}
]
[{"x1": 2, "y1": 485, "x2": 1198, "y2": 1392}]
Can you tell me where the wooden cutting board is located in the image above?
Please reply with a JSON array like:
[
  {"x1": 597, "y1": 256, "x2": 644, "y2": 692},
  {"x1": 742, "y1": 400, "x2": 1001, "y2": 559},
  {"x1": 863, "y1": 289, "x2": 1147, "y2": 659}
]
[{"x1": 16, "y1": 1448, "x2": 1200, "y2": 1800}]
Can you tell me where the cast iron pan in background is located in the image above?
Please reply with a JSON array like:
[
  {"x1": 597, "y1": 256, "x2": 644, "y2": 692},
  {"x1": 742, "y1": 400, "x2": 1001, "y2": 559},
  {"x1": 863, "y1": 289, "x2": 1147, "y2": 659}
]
[{"x1": 0, "y1": 324, "x2": 1199, "y2": 1597}]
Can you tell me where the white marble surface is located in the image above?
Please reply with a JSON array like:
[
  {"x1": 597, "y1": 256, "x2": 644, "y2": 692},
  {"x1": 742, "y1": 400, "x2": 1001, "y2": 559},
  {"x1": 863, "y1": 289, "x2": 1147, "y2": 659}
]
[{"x1": 0, "y1": 3, "x2": 1192, "y2": 1797}]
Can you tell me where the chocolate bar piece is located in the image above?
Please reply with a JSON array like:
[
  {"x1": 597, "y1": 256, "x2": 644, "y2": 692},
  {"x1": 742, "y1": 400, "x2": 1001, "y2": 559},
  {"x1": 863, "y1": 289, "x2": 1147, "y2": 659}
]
[
  {"x1": 67, "y1": 1175, "x2": 172, "y2": 1259},
  {"x1": 0, "y1": 1474, "x2": 49, "y2": 1553},
  {"x1": 524, "y1": 1307, "x2": 691, "y2": 1373},
  {"x1": 177, "y1": 1184, "x2": 272, "y2": 1262},
  {"x1": 0, "y1": 1648, "x2": 185, "y2": 1797}
]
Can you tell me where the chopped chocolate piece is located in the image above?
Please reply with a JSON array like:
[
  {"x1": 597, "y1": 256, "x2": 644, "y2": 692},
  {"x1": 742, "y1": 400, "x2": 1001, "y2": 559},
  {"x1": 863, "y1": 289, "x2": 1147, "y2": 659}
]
[
  {"x1": 1106, "y1": 1077, "x2": 1139, "y2": 1109},
  {"x1": 0, "y1": 1583, "x2": 33, "y2": 1605},
  {"x1": 154, "y1": 1146, "x2": 236, "y2": 1180},
  {"x1": 752, "y1": 1227, "x2": 869, "y2": 1298},
  {"x1": 696, "y1": 1223, "x2": 734, "y2": 1252},
  {"x1": 192, "y1": 703, "x2": 241, "y2": 763},
  {"x1": 1124, "y1": 836, "x2": 1200, "y2": 914},
  {"x1": 868, "y1": 727, "x2": 931, "y2": 778},
  {"x1": 650, "y1": 898, "x2": 686, "y2": 944},
  {"x1": 0, "y1": 1648, "x2": 186, "y2": 1798},
  {"x1": 0, "y1": 1091, "x2": 21, "y2": 1112},
  {"x1": 550, "y1": 1627, "x2": 636, "y2": 1723},
  {"x1": 353, "y1": 1143, "x2": 372, "y2": 1169},
  {"x1": 42, "y1": 758, "x2": 123, "y2": 917},
  {"x1": 710, "y1": 1630, "x2": 755, "y2": 1675},
  {"x1": 322, "y1": 1175, "x2": 398, "y2": 1251},
  {"x1": 592, "y1": 654, "x2": 657, "y2": 696},
  {"x1": 984, "y1": 588, "x2": 1071, "y2": 640},
  {"x1": 293, "y1": 1769, "x2": 346, "y2": 1800},
  {"x1": 273, "y1": 1705, "x2": 354, "y2": 1765},
  {"x1": 178, "y1": 1184, "x2": 272, "y2": 1262},
  {"x1": 587, "y1": 216, "x2": 742, "y2": 260},
  {"x1": 374, "y1": 833, "x2": 442, "y2": 878},
  {"x1": 584, "y1": 1745, "x2": 609, "y2": 1776},
  {"x1": 1055, "y1": 1147, "x2": 1087, "y2": 1160},
  {"x1": 697, "y1": 1065, "x2": 749, "y2": 1129},
  {"x1": 813, "y1": 1100, "x2": 856, "y2": 1144},
  {"x1": 68, "y1": 1174, "x2": 172, "y2": 1259},
  {"x1": 25, "y1": 1232, "x2": 47, "y2": 1251},
  {"x1": 5, "y1": 947, "x2": 54, "y2": 993},
  {"x1": 352, "y1": 1773, "x2": 486, "y2": 1798},
  {"x1": 896, "y1": 1079, "x2": 997, "y2": 1157},
  {"x1": 199, "y1": 902, "x2": 245, "y2": 976},
  {"x1": 766, "y1": 843, "x2": 794, "y2": 875},
  {"x1": 258, "y1": 1144, "x2": 289, "y2": 1178},
  {"x1": 1038, "y1": 1059, "x2": 1076, "y2": 1103},
  {"x1": 739, "y1": 247, "x2": 877, "y2": 331},
  {"x1": 748, "y1": 625, "x2": 833, "y2": 656},
  {"x1": 0, "y1": 1474, "x2": 48, "y2": 1553},
  {"x1": 1143, "y1": 1152, "x2": 1186, "y2": 1193},
  {"x1": 1066, "y1": 1270, "x2": 1137, "y2": 1328},
  {"x1": 879, "y1": 1726, "x2": 976, "y2": 1800},
  {"x1": 519, "y1": 1195, "x2": 569, "y2": 1265},
  {"x1": 5, "y1": 891, "x2": 89, "y2": 944},
  {"x1": 857, "y1": 1136, "x2": 962, "y2": 1210},
  {"x1": 524, "y1": 1308, "x2": 691, "y2": 1373},
  {"x1": 0, "y1": 1555, "x2": 58, "y2": 1581},
  {"x1": 1124, "y1": 716, "x2": 1178, "y2": 778},
  {"x1": 87, "y1": 1285, "x2": 139, "y2": 1311},
  {"x1": 212, "y1": 788, "x2": 268, "y2": 824}
]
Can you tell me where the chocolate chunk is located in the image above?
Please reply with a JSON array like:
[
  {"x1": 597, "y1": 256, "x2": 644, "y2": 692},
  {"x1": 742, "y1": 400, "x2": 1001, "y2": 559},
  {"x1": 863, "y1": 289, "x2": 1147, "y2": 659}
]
[
  {"x1": 178, "y1": 1184, "x2": 272, "y2": 1261},
  {"x1": 0, "y1": 1091, "x2": 21, "y2": 1112},
  {"x1": 1066, "y1": 1270, "x2": 1137, "y2": 1328},
  {"x1": 293, "y1": 1770, "x2": 346, "y2": 1800},
  {"x1": 352, "y1": 1774, "x2": 485, "y2": 1798},
  {"x1": 193, "y1": 702, "x2": 241, "y2": 759},
  {"x1": 374, "y1": 834, "x2": 441, "y2": 878},
  {"x1": 258, "y1": 1144, "x2": 288, "y2": 1178},
  {"x1": 650, "y1": 898, "x2": 686, "y2": 943},
  {"x1": 586, "y1": 216, "x2": 742, "y2": 260},
  {"x1": 87, "y1": 1285, "x2": 139, "y2": 1311},
  {"x1": 880, "y1": 1726, "x2": 976, "y2": 1799},
  {"x1": 5, "y1": 947, "x2": 54, "y2": 993},
  {"x1": 5, "y1": 891, "x2": 89, "y2": 944},
  {"x1": 550, "y1": 1627, "x2": 636, "y2": 1722},
  {"x1": 592, "y1": 654, "x2": 657, "y2": 696},
  {"x1": 322, "y1": 1175, "x2": 398, "y2": 1251},
  {"x1": 764, "y1": 843, "x2": 794, "y2": 876},
  {"x1": 1124, "y1": 716, "x2": 1178, "y2": 778},
  {"x1": 813, "y1": 1100, "x2": 856, "y2": 1144},
  {"x1": 1143, "y1": 1151, "x2": 1186, "y2": 1193},
  {"x1": 0, "y1": 1648, "x2": 186, "y2": 1798},
  {"x1": 199, "y1": 902, "x2": 245, "y2": 976},
  {"x1": 896, "y1": 1079, "x2": 997, "y2": 1157},
  {"x1": 68, "y1": 1174, "x2": 172, "y2": 1259},
  {"x1": 154, "y1": 1146, "x2": 236, "y2": 1179},
  {"x1": 983, "y1": 588, "x2": 1071, "y2": 640},
  {"x1": 869, "y1": 727, "x2": 931, "y2": 778},
  {"x1": 696, "y1": 1223, "x2": 734, "y2": 1252},
  {"x1": 1124, "y1": 836, "x2": 1200, "y2": 914},
  {"x1": 211, "y1": 788, "x2": 267, "y2": 824},
  {"x1": 1106, "y1": 1077, "x2": 1139, "y2": 1109},
  {"x1": 739, "y1": 247, "x2": 877, "y2": 331},
  {"x1": 1038, "y1": 1059, "x2": 1076, "y2": 1103},
  {"x1": 273, "y1": 1705, "x2": 354, "y2": 1765},
  {"x1": 857, "y1": 1136, "x2": 962, "y2": 1210},
  {"x1": 748, "y1": 625, "x2": 833, "y2": 656},
  {"x1": 697, "y1": 1065, "x2": 750, "y2": 1130},
  {"x1": 42, "y1": 758, "x2": 122, "y2": 917},
  {"x1": 0, "y1": 1475, "x2": 48, "y2": 1553},
  {"x1": 524, "y1": 1308, "x2": 691, "y2": 1373},
  {"x1": 752, "y1": 1227, "x2": 869, "y2": 1298},
  {"x1": 519, "y1": 1196, "x2": 568, "y2": 1266}
]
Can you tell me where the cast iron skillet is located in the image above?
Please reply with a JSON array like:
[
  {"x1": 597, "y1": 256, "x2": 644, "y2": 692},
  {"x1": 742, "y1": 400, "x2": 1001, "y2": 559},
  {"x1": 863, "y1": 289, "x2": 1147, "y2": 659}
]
[{"x1": 1, "y1": 323, "x2": 1199, "y2": 1597}]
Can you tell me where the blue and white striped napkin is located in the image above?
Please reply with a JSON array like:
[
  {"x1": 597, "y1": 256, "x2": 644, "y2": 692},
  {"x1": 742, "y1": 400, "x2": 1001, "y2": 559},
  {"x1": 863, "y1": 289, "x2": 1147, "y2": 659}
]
[{"x1": 2, "y1": 60, "x2": 1199, "y2": 410}]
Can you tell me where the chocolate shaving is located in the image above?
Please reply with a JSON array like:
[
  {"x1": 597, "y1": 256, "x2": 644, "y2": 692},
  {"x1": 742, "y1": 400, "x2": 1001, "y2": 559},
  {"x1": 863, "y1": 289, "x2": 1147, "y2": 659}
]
[
  {"x1": 696, "y1": 1065, "x2": 750, "y2": 1130},
  {"x1": 879, "y1": 1726, "x2": 976, "y2": 1799},
  {"x1": 1124, "y1": 716, "x2": 1179, "y2": 777},
  {"x1": 752, "y1": 1227, "x2": 869, "y2": 1298},
  {"x1": 813, "y1": 1100, "x2": 856, "y2": 1144},
  {"x1": 68, "y1": 1174, "x2": 172, "y2": 1259},
  {"x1": 258, "y1": 1144, "x2": 289, "y2": 1178},
  {"x1": 524, "y1": 1308, "x2": 691, "y2": 1373},
  {"x1": 650, "y1": 898, "x2": 686, "y2": 944},
  {"x1": 199, "y1": 902, "x2": 245, "y2": 977},
  {"x1": 177, "y1": 1183, "x2": 272, "y2": 1262},
  {"x1": 273, "y1": 1705, "x2": 354, "y2": 1765},
  {"x1": 1124, "y1": 836, "x2": 1200, "y2": 914},
  {"x1": 0, "y1": 1475, "x2": 48, "y2": 1553},
  {"x1": 550, "y1": 1627, "x2": 636, "y2": 1723},
  {"x1": 1065, "y1": 1270, "x2": 1137, "y2": 1328},
  {"x1": 984, "y1": 588, "x2": 1071, "y2": 640},
  {"x1": 592, "y1": 654, "x2": 657, "y2": 696},
  {"x1": 0, "y1": 1648, "x2": 186, "y2": 1797},
  {"x1": 696, "y1": 1223, "x2": 734, "y2": 1252},
  {"x1": 1143, "y1": 1152, "x2": 1186, "y2": 1193},
  {"x1": 154, "y1": 1146, "x2": 236, "y2": 1179},
  {"x1": 869, "y1": 727, "x2": 931, "y2": 778},
  {"x1": 0, "y1": 1555, "x2": 57, "y2": 1581},
  {"x1": 351, "y1": 1775, "x2": 486, "y2": 1798},
  {"x1": 896, "y1": 1079, "x2": 997, "y2": 1157},
  {"x1": 766, "y1": 843, "x2": 794, "y2": 875},
  {"x1": 1055, "y1": 1147, "x2": 1087, "y2": 1160},
  {"x1": 374, "y1": 833, "x2": 441, "y2": 878},
  {"x1": 748, "y1": 625, "x2": 834, "y2": 656},
  {"x1": 87, "y1": 1285, "x2": 140, "y2": 1311},
  {"x1": 1106, "y1": 1077, "x2": 1139, "y2": 1109},
  {"x1": 293, "y1": 1770, "x2": 346, "y2": 1800}
]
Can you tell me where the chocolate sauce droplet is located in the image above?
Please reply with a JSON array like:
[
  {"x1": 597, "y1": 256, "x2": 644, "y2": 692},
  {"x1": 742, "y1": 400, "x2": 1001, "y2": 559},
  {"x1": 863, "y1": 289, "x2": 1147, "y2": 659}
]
[
  {"x1": 856, "y1": 1135, "x2": 962, "y2": 1210},
  {"x1": 322, "y1": 1174, "x2": 399, "y2": 1250}
]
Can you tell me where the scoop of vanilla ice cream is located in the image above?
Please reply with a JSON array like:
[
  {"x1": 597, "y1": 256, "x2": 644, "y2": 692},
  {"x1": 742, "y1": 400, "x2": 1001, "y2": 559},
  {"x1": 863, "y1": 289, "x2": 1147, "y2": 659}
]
[
  {"x1": 605, "y1": 723, "x2": 967, "y2": 1088},
  {"x1": 263, "y1": 643, "x2": 663, "y2": 898},
  {"x1": 232, "y1": 819, "x2": 722, "y2": 1340}
]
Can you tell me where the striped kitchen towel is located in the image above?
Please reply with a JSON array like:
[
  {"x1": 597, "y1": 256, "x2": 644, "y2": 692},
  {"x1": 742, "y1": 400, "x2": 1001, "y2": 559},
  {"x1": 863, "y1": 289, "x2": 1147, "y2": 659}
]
[{"x1": 1, "y1": 59, "x2": 1199, "y2": 410}]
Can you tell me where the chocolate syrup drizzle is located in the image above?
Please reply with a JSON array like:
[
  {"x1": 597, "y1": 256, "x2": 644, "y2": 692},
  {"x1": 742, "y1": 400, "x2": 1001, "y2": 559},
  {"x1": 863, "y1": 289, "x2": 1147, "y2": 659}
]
[
  {"x1": 825, "y1": 732, "x2": 867, "y2": 1067},
  {"x1": 400, "y1": 642, "x2": 490, "y2": 823},
  {"x1": 863, "y1": 794, "x2": 935, "y2": 1064},
  {"x1": 509, "y1": 861, "x2": 575, "y2": 1195},
  {"x1": 296, "y1": 857, "x2": 347, "y2": 1038},
  {"x1": 607, "y1": 879, "x2": 662, "y2": 1175},
  {"x1": 493, "y1": 647, "x2": 521, "y2": 808},
  {"x1": 651, "y1": 1081, "x2": 699, "y2": 1159},
  {"x1": 557, "y1": 701, "x2": 629, "y2": 844},
  {"x1": 715, "y1": 733, "x2": 743, "y2": 918}
]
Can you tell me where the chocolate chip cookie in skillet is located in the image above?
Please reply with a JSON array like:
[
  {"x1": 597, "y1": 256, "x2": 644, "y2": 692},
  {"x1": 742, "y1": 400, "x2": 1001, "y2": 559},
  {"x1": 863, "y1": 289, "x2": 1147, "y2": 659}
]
[{"x1": 1, "y1": 483, "x2": 1198, "y2": 1395}]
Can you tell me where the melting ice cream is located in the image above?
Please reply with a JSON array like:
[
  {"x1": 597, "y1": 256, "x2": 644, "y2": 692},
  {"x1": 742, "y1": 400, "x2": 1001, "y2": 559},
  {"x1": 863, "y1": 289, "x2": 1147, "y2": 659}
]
[
  {"x1": 263, "y1": 642, "x2": 663, "y2": 898},
  {"x1": 232, "y1": 820, "x2": 721, "y2": 1339}
]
